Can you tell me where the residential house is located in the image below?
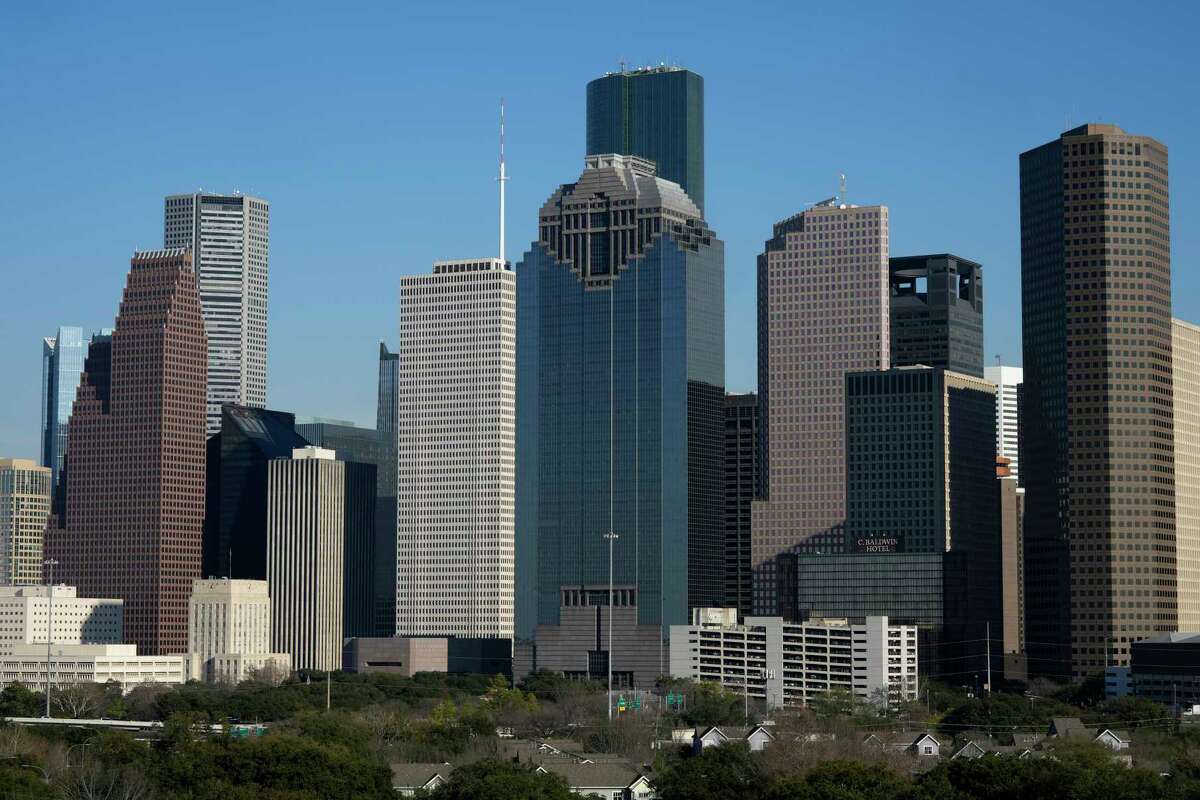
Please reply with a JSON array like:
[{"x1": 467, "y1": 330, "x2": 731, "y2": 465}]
[
  {"x1": 535, "y1": 762, "x2": 655, "y2": 800},
  {"x1": 692, "y1": 725, "x2": 776, "y2": 753},
  {"x1": 390, "y1": 763, "x2": 451, "y2": 796}
]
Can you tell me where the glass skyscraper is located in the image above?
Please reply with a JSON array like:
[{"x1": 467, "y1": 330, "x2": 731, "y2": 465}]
[
  {"x1": 587, "y1": 66, "x2": 705, "y2": 213},
  {"x1": 515, "y1": 155, "x2": 723, "y2": 685},
  {"x1": 40, "y1": 326, "x2": 85, "y2": 492}
]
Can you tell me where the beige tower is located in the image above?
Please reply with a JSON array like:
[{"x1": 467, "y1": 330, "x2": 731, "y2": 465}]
[
  {"x1": 751, "y1": 201, "x2": 890, "y2": 613},
  {"x1": 0, "y1": 459, "x2": 51, "y2": 585},
  {"x1": 396, "y1": 258, "x2": 516, "y2": 638},
  {"x1": 1174, "y1": 319, "x2": 1200, "y2": 631},
  {"x1": 188, "y1": 578, "x2": 290, "y2": 683},
  {"x1": 267, "y1": 447, "x2": 344, "y2": 672}
]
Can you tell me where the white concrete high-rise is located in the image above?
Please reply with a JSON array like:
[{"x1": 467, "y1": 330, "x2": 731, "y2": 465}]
[
  {"x1": 165, "y1": 192, "x2": 269, "y2": 435},
  {"x1": 0, "y1": 459, "x2": 51, "y2": 585},
  {"x1": 267, "y1": 447, "x2": 344, "y2": 672},
  {"x1": 396, "y1": 258, "x2": 515, "y2": 638},
  {"x1": 1173, "y1": 319, "x2": 1200, "y2": 631},
  {"x1": 984, "y1": 365, "x2": 1023, "y2": 481}
]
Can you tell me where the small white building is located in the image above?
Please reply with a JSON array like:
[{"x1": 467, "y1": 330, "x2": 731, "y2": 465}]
[
  {"x1": 669, "y1": 609, "x2": 918, "y2": 708},
  {"x1": 189, "y1": 578, "x2": 290, "y2": 683},
  {"x1": 0, "y1": 585, "x2": 122, "y2": 654},
  {"x1": 0, "y1": 643, "x2": 186, "y2": 693}
]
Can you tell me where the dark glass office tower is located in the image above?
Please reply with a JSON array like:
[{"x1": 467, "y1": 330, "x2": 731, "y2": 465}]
[
  {"x1": 793, "y1": 366, "x2": 1002, "y2": 680},
  {"x1": 516, "y1": 155, "x2": 724, "y2": 686},
  {"x1": 587, "y1": 66, "x2": 705, "y2": 212},
  {"x1": 294, "y1": 420, "x2": 381, "y2": 639},
  {"x1": 203, "y1": 405, "x2": 311, "y2": 580},
  {"x1": 1020, "y1": 124, "x2": 1175, "y2": 679},
  {"x1": 724, "y1": 393, "x2": 758, "y2": 618},
  {"x1": 889, "y1": 254, "x2": 984, "y2": 377},
  {"x1": 375, "y1": 343, "x2": 399, "y2": 637}
]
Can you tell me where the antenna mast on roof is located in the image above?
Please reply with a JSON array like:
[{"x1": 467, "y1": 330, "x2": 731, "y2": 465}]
[
  {"x1": 839, "y1": 173, "x2": 847, "y2": 205},
  {"x1": 497, "y1": 98, "x2": 508, "y2": 264}
]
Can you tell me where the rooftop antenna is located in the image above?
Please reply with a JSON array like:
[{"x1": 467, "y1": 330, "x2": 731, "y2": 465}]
[
  {"x1": 838, "y1": 173, "x2": 847, "y2": 205},
  {"x1": 497, "y1": 98, "x2": 508, "y2": 264},
  {"x1": 995, "y1": 354, "x2": 1002, "y2": 366}
]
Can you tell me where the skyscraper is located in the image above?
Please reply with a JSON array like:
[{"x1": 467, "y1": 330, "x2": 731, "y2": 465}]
[
  {"x1": 267, "y1": 447, "x2": 344, "y2": 672},
  {"x1": 294, "y1": 421, "x2": 379, "y2": 640},
  {"x1": 889, "y1": 254, "x2": 984, "y2": 377},
  {"x1": 0, "y1": 459, "x2": 51, "y2": 585},
  {"x1": 516, "y1": 154, "x2": 723, "y2": 686},
  {"x1": 997, "y1": 456, "x2": 1026, "y2": 676},
  {"x1": 375, "y1": 343, "x2": 399, "y2": 636},
  {"x1": 47, "y1": 248, "x2": 207, "y2": 655},
  {"x1": 751, "y1": 201, "x2": 890, "y2": 614},
  {"x1": 792, "y1": 366, "x2": 1002, "y2": 680},
  {"x1": 397, "y1": 258, "x2": 515, "y2": 639},
  {"x1": 164, "y1": 192, "x2": 269, "y2": 435},
  {"x1": 40, "y1": 326, "x2": 84, "y2": 493},
  {"x1": 1020, "y1": 124, "x2": 1175, "y2": 678},
  {"x1": 984, "y1": 365, "x2": 1023, "y2": 481},
  {"x1": 203, "y1": 405, "x2": 311, "y2": 581},
  {"x1": 1173, "y1": 318, "x2": 1199, "y2": 631},
  {"x1": 586, "y1": 66, "x2": 705, "y2": 212},
  {"x1": 724, "y1": 393, "x2": 758, "y2": 618}
]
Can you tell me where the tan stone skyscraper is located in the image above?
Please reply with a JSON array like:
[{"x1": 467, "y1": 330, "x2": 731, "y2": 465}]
[
  {"x1": 267, "y1": 447, "x2": 344, "y2": 672},
  {"x1": 751, "y1": 200, "x2": 890, "y2": 614},
  {"x1": 1020, "y1": 124, "x2": 1175, "y2": 678},
  {"x1": 47, "y1": 249, "x2": 207, "y2": 655},
  {"x1": 1174, "y1": 318, "x2": 1200, "y2": 631},
  {"x1": 0, "y1": 459, "x2": 51, "y2": 585}
]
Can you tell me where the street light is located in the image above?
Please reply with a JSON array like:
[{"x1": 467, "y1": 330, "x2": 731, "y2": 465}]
[
  {"x1": 603, "y1": 530, "x2": 619, "y2": 722},
  {"x1": 42, "y1": 558, "x2": 58, "y2": 719}
]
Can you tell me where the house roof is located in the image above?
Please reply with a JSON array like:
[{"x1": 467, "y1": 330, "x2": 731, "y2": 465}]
[
  {"x1": 1096, "y1": 728, "x2": 1131, "y2": 743},
  {"x1": 390, "y1": 763, "x2": 452, "y2": 788},
  {"x1": 537, "y1": 762, "x2": 643, "y2": 789},
  {"x1": 1050, "y1": 717, "x2": 1091, "y2": 737}
]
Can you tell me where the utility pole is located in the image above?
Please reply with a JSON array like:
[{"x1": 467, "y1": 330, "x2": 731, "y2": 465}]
[
  {"x1": 326, "y1": 670, "x2": 331, "y2": 711},
  {"x1": 604, "y1": 531, "x2": 619, "y2": 721},
  {"x1": 43, "y1": 558, "x2": 58, "y2": 719},
  {"x1": 985, "y1": 621, "x2": 992, "y2": 693}
]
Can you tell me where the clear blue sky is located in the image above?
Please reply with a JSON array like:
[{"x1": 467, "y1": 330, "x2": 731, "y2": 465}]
[{"x1": 1, "y1": 1, "x2": 1197, "y2": 460}]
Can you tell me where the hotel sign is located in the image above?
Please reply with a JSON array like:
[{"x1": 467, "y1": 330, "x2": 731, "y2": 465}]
[{"x1": 853, "y1": 536, "x2": 901, "y2": 554}]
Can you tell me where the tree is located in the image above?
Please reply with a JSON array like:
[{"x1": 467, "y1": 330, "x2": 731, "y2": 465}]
[
  {"x1": 425, "y1": 759, "x2": 575, "y2": 800},
  {"x1": 0, "y1": 683, "x2": 44, "y2": 716},
  {"x1": 53, "y1": 682, "x2": 109, "y2": 719},
  {"x1": 766, "y1": 760, "x2": 906, "y2": 800},
  {"x1": 653, "y1": 743, "x2": 763, "y2": 800}
]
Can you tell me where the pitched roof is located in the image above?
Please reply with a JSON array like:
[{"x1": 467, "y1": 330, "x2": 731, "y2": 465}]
[
  {"x1": 389, "y1": 763, "x2": 452, "y2": 788},
  {"x1": 1050, "y1": 717, "x2": 1091, "y2": 737},
  {"x1": 536, "y1": 762, "x2": 642, "y2": 789}
]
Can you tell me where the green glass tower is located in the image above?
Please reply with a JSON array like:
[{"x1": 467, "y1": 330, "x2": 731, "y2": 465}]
[{"x1": 587, "y1": 66, "x2": 705, "y2": 213}]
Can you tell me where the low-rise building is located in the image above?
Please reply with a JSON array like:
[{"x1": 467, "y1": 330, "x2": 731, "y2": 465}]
[
  {"x1": 1129, "y1": 632, "x2": 1200, "y2": 707},
  {"x1": 0, "y1": 643, "x2": 186, "y2": 692},
  {"x1": 534, "y1": 762, "x2": 654, "y2": 799},
  {"x1": 390, "y1": 763, "x2": 452, "y2": 797},
  {"x1": 669, "y1": 609, "x2": 918, "y2": 709},
  {"x1": 0, "y1": 585, "x2": 122, "y2": 653},
  {"x1": 693, "y1": 725, "x2": 775, "y2": 753},
  {"x1": 343, "y1": 637, "x2": 448, "y2": 676}
]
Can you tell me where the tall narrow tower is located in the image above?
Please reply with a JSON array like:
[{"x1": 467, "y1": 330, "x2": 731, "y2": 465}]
[
  {"x1": 1020, "y1": 124, "x2": 1175, "y2": 678},
  {"x1": 165, "y1": 192, "x2": 270, "y2": 435}
]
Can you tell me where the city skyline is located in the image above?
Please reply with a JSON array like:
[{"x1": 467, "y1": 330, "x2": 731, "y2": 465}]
[{"x1": 2, "y1": 2, "x2": 1199, "y2": 460}]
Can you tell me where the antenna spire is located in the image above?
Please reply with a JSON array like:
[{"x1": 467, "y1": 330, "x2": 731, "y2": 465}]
[
  {"x1": 497, "y1": 98, "x2": 508, "y2": 264},
  {"x1": 839, "y1": 173, "x2": 847, "y2": 205}
]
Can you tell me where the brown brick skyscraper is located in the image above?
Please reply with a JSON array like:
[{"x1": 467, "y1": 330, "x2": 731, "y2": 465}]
[
  {"x1": 751, "y1": 201, "x2": 890, "y2": 615},
  {"x1": 1021, "y1": 124, "x2": 1175, "y2": 679},
  {"x1": 49, "y1": 248, "x2": 207, "y2": 654}
]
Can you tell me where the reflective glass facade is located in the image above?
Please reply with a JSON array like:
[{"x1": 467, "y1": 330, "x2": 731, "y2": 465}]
[
  {"x1": 515, "y1": 156, "x2": 723, "y2": 643},
  {"x1": 587, "y1": 67, "x2": 705, "y2": 212},
  {"x1": 40, "y1": 326, "x2": 85, "y2": 493}
]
